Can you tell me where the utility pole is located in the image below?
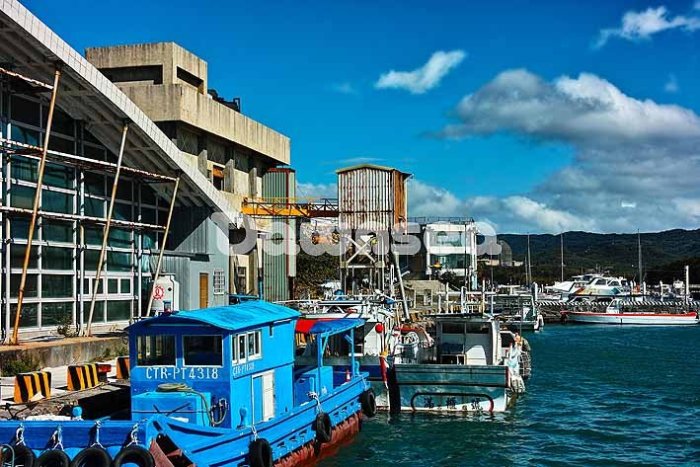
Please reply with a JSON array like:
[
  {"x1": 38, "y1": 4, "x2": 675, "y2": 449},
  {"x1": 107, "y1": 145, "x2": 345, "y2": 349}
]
[{"x1": 526, "y1": 233, "x2": 532, "y2": 285}]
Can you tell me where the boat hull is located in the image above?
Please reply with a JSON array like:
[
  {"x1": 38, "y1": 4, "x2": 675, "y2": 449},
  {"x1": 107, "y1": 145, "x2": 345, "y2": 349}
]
[
  {"x1": 563, "y1": 311, "x2": 699, "y2": 325},
  {"x1": 387, "y1": 364, "x2": 513, "y2": 413}
]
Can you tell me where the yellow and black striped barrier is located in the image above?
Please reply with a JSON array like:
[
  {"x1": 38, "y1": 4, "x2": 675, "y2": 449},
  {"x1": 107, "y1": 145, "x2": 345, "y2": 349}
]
[
  {"x1": 67, "y1": 363, "x2": 99, "y2": 391},
  {"x1": 116, "y1": 356, "x2": 129, "y2": 380},
  {"x1": 14, "y1": 371, "x2": 51, "y2": 403}
]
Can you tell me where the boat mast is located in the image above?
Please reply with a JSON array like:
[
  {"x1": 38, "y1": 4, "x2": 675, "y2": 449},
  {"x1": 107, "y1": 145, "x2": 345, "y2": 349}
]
[
  {"x1": 526, "y1": 233, "x2": 532, "y2": 285},
  {"x1": 560, "y1": 232, "x2": 564, "y2": 282},
  {"x1": 637, "y1": 229, "x2": 643, "y2": 287}
]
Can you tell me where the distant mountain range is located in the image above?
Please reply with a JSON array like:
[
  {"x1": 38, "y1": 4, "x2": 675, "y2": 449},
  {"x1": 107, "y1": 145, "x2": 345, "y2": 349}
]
[{"x1": 496, "y1": 229, "x2": 700, "y2": 284}]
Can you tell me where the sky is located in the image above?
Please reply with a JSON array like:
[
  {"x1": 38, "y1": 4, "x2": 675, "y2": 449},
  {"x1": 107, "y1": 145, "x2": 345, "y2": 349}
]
[{"x1": 21, "y1": 0, "x2": 700, "y2": 234}]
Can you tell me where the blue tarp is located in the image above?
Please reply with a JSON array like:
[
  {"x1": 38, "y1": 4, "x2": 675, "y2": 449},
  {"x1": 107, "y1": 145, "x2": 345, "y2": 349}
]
[{"x1": 129, "y1": 300, "x2": 300, "y2": 332}]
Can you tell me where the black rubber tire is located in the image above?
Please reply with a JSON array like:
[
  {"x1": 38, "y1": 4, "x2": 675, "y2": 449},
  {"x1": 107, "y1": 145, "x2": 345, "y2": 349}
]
[
  {"x1": 314, "y1": 412, "x2": 332, "y2": 443},
  {"x1": 248, "y1": 438, "x2": 272, "y2": 467},
  {"x1": 112, "y1": 445, "x2": 154, "y2": 467},
  {"x1": 2, "y1": 445, "x2": 36, "y2": 467},
  {"x1": 360, "y1": 390, "x2": 377, "y2": 417},
  {"x1": 69, "y1": 446, "x2": 110, "y2": 467},
  {"x1": 36, "y1": 450, "x2": 70, "y2": 467}
]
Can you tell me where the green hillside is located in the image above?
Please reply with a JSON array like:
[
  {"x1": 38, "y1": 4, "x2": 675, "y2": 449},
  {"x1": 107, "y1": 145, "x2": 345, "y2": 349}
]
[{"x1": 495, "y1": 229, "x2": 700, "y2": 284}]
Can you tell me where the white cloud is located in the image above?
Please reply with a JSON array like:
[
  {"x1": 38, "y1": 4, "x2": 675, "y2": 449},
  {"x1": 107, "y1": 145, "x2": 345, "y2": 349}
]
[
  {"x1": 434, "y1": 68, "x2": 700, "y2": 233},
  {"x1": 375, "y1": 50, "x2": 466, "y2": 94},
  {"x1": 331, "y1": 82, "x2": 358, "y2": 95},
  {"x1": 664, "y1": 74, "x2": 679, "y2": 93},
  {"x1": 408, "y1": 179, "x2": 463, "y2": 216},
  {"x1": 442, "y1": 69, "x2": 700, "y2": 142},
  {"x1": 596, "y1": 6, "x2": 700, "y2": 48}
]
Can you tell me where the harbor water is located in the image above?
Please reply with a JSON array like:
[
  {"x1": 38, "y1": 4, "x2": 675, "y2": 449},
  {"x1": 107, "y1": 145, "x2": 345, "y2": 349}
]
[{"x1": 321, "y1": 325, "x2": 700, "y2": 466}]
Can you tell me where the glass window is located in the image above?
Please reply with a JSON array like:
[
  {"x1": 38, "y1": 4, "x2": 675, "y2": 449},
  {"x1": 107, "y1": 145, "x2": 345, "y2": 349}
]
[
  {"x1": 184, "y1": 335, "x2": 223, "y2": 366},
  {"x1": 42, "y1": 190, "x2": 73, "y2": 214},
  {"x1": 10, "y1": 245, "x2": 38, "y2": 269},
  {"x1": 114, "y1": 203, "x2": 133, "y2": 222},
  {"x1": 10, "y1": 274, "x2": 37, "y2": 297},
  {"x1": 47, "y1": 135, "x2": 74, "y2": 153},
  {"x1": 11, "y1": 156, "x2": 38, "y2": 182},
  {"x1": 82, "y1": 301, "x2": 104, "y2": 324},
  {"x1": 109, "y1": 228, "x2": 132, "y2": 249},
  {"x1": 108, "y1": 278, "x2": 119, "y2": 294},
  {"x1": 49, "y1": 107, "x2": 75, "y2": 137},
  {"x1": 43, "y1": 247, "x2": 73, "y2": 269},
  {"x1": 44, "y1": 163, "x2": 74, "y2": 189},
  {"x1": 10, "y1": 96, "x2": 40, "y2": 126},
  {"x1": 236, "y1": 334, "x2": 247, "y2": 362},
  {"x1": 10, "y1": 303, "x2": 38, "y2": 328},
  {"x1": 42, "y1": 275, "x2": 73, "y2": 298},
  {"x1": 11, "y1": 219, "x2": 30, "y2": 239},
  {"x1": 84, "y1": 249, "x2": 100, "y2": 270},
  {"x1": 42, "y1": 302, "x2": 73, "y2": 326},
  {"x1": 83, "y1": 144, "x2": 105, "y2": 160},
  {"x1": 11, "y1": 125, "x2": 39, "y2": 146},
  {"x1": 43, "y1": 221, "x2": 73, "y2": 242},
  {"x1": 84, "y1": 197, "x2": 104, "y2": 217},
  {"x1": 248, "y1": 331, "x2": 262, "y2": 360},
  {"x1": 107, "y1": 300, "x2": 131, "y2": 321},
  {"x1": 136, "y1": 335, "x2": 175, "y2": 366},
  {"x1": 10, "y1": 184, "x2": 36, "y2": 209},
  {"x1": 120, "y1": 279, "x2": 131, "y2": 294},
  {"x1": 108, "y1": 251, "x2": 132, "y2": 272},
  {"x1": 84, "y1": 227, "x2": 102, "y2": 246},
  {"x1": 84, "y1": 173, "x2": 105, "y2": 196}
]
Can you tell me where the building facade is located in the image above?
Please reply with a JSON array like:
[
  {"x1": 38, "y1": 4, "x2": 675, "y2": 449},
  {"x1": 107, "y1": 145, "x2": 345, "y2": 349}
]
[{"x1": 0, "y1": 0, "x2": 289, "y2": 339}]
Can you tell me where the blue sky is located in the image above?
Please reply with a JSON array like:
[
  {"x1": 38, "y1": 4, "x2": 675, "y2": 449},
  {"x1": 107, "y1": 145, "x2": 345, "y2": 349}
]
[{"x1": 22, "y1": 0, "x2": 700, "y2": 233}]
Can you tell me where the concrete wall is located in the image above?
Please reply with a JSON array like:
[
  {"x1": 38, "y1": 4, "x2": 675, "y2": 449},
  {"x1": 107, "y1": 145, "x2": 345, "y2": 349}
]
[
  {"x1": 115, "y1": 84, "x2": 289, "y2": 164},
  {"x1": 0, "y1": 336, "x2": 127, "y2": 370},
  {"x1": 85, "y1": 42, "x2": 208, "y2": 92}
]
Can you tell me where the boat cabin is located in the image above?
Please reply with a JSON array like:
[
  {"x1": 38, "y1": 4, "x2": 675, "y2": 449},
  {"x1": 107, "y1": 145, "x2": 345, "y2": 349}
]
[
  {"x1": 127, "y1": 301, "x2": 300, "y2": 430},
  {"x1": 434, "y1": 315, "x2": 503, "y2": 365}
]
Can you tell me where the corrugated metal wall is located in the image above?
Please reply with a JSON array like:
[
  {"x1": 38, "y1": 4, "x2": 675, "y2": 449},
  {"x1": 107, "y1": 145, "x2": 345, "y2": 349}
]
[
  {"x1": 262, "y1": 168, "x2": 296, "y2": 302},
  {"x1": 338, "y1": 166, "x2": 409, "y2": 231}
]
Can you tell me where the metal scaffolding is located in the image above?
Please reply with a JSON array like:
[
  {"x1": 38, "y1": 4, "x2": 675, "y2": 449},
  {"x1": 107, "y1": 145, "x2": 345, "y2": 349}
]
[{"x1": 1, "y1": 66, "x2": 182, "y2": 343}]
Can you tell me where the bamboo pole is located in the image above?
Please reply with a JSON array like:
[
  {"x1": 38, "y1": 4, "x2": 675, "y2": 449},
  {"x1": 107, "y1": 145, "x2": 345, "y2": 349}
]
[
  {"x1": 10, "y1": 68, "x2": 61, "y2": 345},
  {"x1": 85, "y1": 124, "x2": 129, "y2": 337},
  {"x1": 145, "y1": 177, "x2": 180, "y2": 317}
]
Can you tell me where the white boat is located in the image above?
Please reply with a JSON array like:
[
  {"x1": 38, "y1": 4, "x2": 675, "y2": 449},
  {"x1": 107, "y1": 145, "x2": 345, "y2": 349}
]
[
  {"x1": 549, "y1": 274, "x2": 631, "y2": 300},
  {"x1": 387, "y1": 314, "x2": 525, "y2": 414},
  {"x1": 563, "y1": 299, "x2": 699, "y2": 325}
]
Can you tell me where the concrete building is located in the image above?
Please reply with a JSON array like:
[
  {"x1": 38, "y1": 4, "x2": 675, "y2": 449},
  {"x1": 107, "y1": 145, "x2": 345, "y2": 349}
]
[
  {"x1": 84, "y1": 42, "x2": 291, "y2": 297},
  {"x1": 0, "y1": 0, "x2": 290, "y2": 339}
]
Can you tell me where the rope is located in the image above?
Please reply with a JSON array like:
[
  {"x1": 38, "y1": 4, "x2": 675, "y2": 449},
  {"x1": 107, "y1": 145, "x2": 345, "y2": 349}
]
[
  {"x1": 14, "y1": 425, "x2": 25, "y2": 446},
  {"x1": 156, "y1": 383, "x2": 227, "y2": 426},
  {"x1": 50, "y1": 426, "x2": 63, "y2": 451}
]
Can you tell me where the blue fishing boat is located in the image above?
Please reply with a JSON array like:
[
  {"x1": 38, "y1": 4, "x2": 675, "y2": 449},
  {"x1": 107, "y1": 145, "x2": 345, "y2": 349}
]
[{"x1": 0, "y1": 301, "x2": 376, "y2": 466}]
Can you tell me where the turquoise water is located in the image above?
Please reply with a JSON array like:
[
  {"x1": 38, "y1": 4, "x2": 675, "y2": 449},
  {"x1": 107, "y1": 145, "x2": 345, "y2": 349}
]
[{"x1": 321, "y1": 325, "x2": 700, "y2": 466}]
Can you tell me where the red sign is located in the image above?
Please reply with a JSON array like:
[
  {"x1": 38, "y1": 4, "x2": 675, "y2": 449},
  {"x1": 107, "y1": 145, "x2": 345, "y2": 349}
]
[{"x1": 153, "y1": 284, "x2": 165, "y2": 300}]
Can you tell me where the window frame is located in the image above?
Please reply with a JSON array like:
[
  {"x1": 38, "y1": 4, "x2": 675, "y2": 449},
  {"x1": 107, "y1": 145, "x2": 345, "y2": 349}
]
[
  {"x1": 182, "y1": 334, "x2": 224, "y2": 368},
  {"x1": 136, "y1": 334, "x2": 176, "y2": 367}
]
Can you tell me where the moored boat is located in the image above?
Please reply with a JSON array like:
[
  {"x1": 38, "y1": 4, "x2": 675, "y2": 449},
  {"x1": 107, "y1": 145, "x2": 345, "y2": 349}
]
[
  {"x1": 387, "y1": 314, "x2": 525, "y2": 414},
  {"x1": 562, "y1": 299, "x2": 699, "y2": 325},
  {"x1": 0, "y1": 301, "x2": 376, "y2": 467}
]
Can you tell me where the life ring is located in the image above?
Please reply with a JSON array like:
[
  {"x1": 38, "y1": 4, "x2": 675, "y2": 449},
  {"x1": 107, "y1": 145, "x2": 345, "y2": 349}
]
[
  {"x1": 314, "y1": 412, "x2": 332, "y2": 443},
  {"x1": 112, "y1": 445, "x2": 154, "y2": 467},
  {"x1": 360, "y1": 390, "x2": 377, "y2": 418},
  {"x1": 248, "y1": 438, "x2": 272, "y2": 467},
  {"x1": 69, "y1": 446, "x2": 111, "y2": 467},
  {"x1": 2, "y1": 445, "x2": 35, "y2": 467},
  {"x1": 36, "y1": 450, "x2": 70, "y2": 467}
]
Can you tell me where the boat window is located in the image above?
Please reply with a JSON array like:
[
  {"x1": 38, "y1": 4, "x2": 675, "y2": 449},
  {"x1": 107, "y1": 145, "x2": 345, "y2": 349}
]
[
  {"x1": 442, "y1": 323, "x2": 465, "y2": 334},
  {"x1": 137, "y1": 335, "x2": 175, "y2": 366},
  {"x1": 183, "y1": 335, "x2": 223, "y2": 366},
  {"x1": 248, "y1": 331, "x2": 262, "y2": 360},
  {"x1": 233, "y1": 330, "x2": 262, "y2": 363}
]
